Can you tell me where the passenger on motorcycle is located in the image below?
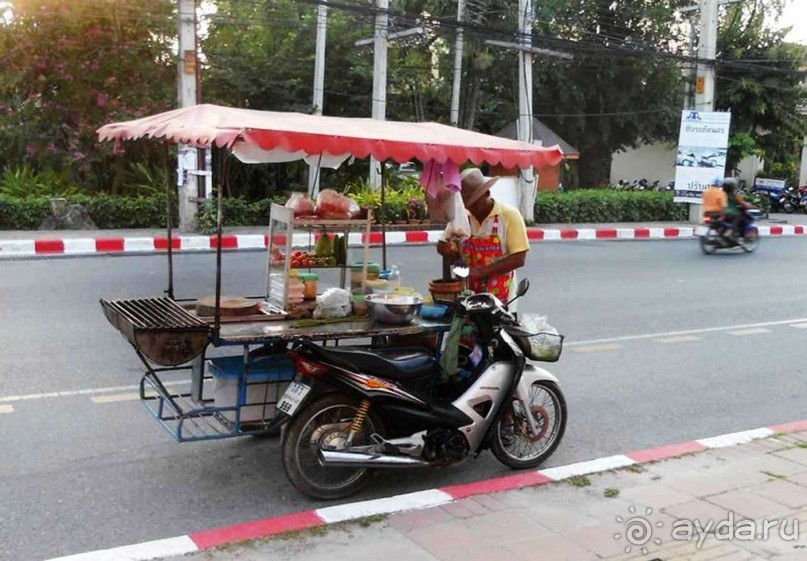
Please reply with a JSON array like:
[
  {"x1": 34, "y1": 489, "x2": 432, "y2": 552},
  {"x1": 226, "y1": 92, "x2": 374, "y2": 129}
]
[{"x1": 722, "y1": 177, "x2": 753, "y2": 240}]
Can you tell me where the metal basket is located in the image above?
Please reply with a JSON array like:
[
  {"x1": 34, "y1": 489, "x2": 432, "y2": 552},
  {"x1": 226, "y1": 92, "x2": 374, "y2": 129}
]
[{"x1": 512, "y1": 331, "x2": 564, "y2": 362}]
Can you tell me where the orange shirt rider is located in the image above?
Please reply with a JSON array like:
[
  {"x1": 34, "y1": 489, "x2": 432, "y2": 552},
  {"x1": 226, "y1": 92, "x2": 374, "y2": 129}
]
[{"x1": 436, "y1": 168, "x2": 529, "y2": 303}]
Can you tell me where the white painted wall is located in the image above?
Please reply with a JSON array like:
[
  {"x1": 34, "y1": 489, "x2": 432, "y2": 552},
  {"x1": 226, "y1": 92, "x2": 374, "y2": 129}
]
[
  {"x1": 490, "y1": 176, "x2": 521, "y2": 209},
  {"x1": 610, "y1": 142, "x2": 762, "y2": 186}
]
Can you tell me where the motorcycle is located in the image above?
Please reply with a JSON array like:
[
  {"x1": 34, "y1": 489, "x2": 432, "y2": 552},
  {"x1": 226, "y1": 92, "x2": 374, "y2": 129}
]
[
  {"x1": 773, "y1": 186, "x2": 799, "y2": 213},
  {"x1": 277, "y1": 279, "x2": 567, "y2": 499},
  {"x1": 798, "y1": 186, "x2": 807, "y2": 213},
  {"x1": 698, "y1": 209, "x2": 762, "y2": 254}
]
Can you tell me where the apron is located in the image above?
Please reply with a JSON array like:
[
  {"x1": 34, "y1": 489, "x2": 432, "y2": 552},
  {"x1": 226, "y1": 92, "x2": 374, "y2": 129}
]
[{"x1": 463, "y1": 215, "x2": 513, "y2": 301}]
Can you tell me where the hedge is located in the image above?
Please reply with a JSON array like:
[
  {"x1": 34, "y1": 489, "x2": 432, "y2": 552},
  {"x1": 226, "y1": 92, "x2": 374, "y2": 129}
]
[
  {"x1": 534, "y1": 190, "x2": 688, "y2": 223},
  {"x1": 0, "y1": 190, "x2": 690, "y2": 230},
  {"x1": 0, "y1": 195, "x2": 177, "y2": 230}
]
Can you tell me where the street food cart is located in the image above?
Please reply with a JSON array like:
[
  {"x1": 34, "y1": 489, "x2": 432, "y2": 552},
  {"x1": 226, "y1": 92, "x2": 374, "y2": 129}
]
[{"x1": 96, "y1": 104, "x2": 563, "y2": 443}]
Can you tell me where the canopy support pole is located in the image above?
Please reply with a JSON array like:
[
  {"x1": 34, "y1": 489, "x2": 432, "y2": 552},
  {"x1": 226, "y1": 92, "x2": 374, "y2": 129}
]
[
  {"x1": 214, "y1": 175, "x2": 224, "y2": 341},
  {"x1": 381, "y1": 161, "x2": 387, "y2": 271},
  {"x1": 164, "y1": 146, "x2": 175, "y2": 300}
]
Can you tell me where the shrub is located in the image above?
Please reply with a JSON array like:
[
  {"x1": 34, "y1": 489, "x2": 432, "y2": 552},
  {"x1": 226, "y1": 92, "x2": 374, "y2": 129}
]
[{"x1": 534, "y1": 190, "x2": 688, "y2": 223}]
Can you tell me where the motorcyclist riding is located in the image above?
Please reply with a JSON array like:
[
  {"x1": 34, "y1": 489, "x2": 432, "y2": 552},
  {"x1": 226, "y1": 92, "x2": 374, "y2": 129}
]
[{"x1": 721, "y1": 177, "x2": 753, "y2": 240}]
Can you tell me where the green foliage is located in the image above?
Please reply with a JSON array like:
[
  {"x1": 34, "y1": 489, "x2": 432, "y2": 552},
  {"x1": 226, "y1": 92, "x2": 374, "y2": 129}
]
[
  {"x1": 197, "y1": 196, "x2": 286, "y2": 234},
  {"x1": 0, "y1": 164, "x2": 81, "y2": 198},
  {"x1": 534, "y1": 190, "x2": 688, "y2": 223},
  {"x1": 0, "y1": 194, "x2": 176, "y2": 229}
]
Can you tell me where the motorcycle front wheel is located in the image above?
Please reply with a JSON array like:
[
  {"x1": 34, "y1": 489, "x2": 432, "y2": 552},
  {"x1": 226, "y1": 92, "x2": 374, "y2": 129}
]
[
  {"x1": 783, "y1": 200, "x2": 796, "y2": 213},
  {"x1": 741, "y1": 228, "x2": 760, "y2": 253},
  {"x1": 281, "y1": 392, "x2": 384, "y2": 500},
  {"x1": 699, "y1": 233, "x2": 718, "y2": 255},
  {"x1": 491, "y1": 381, "x2": 567, "y2": 469}
]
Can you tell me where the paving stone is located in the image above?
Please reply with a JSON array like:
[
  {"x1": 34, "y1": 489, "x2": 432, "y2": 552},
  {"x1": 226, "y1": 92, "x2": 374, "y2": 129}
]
[
  {"x1": 620, "y1": 483, "x2": 698, "y2": 510},
  {"x1": 470, "y1": 493, "x2": 511, "y2": 512},
  {"x1": 404, "y1": 519, "x2": 493, "y2": 560},
  {"x1": 518, "y1": 504, "x2": 603, "y2": 532},
  {"x1": 775, "y1": 447, "x2": 807, "y2": 466},
  {"x1": 505, "y1": 533, "x2": 600, "y2": 561},
  {"x1": 789, "y1": 473, "x2": 807, "y2": 488},
  {"x1": 664, "y1": 498, "x2": 741, "y2": 524},
  {"x1": 462, "y1": 509, "x2": 552, "y2": 543},
  {"x1": 708, "y1": 489, "x2": 794, "y2": 519},
  {"x1": 663, "y1": 468, "x2": 769, "y2": 498},
  {"x1": 387, "y1": 505, "x2": 457, "y2": 533},
  {"x1": 740, "y1": 454, "x2": 807, "y2": 478},
  {"x1": 751, "y1": 480, "x2": 807, "y2": 509},
  {"x1": 731, "y1": 521, "x2": 807, "y2": 558},
  {"x1": 562, "y1": 522, "x2": 629, "y2": 558}
]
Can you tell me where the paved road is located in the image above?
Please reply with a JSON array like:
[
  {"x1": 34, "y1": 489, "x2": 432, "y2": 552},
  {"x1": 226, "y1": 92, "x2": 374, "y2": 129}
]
[{"x1": 2, "y1": 239, "x2": 806, "y2": 561}]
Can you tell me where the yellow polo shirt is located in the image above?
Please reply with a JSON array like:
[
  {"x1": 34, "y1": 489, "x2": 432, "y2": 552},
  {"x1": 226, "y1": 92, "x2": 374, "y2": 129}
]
[{"x1": 466, "y1": 200, "x2": 530, "y2": 255}]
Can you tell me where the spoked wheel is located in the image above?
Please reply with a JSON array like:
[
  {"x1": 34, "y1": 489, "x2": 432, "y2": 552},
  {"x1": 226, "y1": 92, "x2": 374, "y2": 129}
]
[
  {"x1": 491, "y1": 381, "x2": 567, "y2": 469},
  {"x1": 740, "y1": 228, "x2": 759, "y2": 253},
  {"x1": 281, "y1": 393, "x2": 383, "y2": 500},
  {"x1": 783, "y1": 200, "x2": 796, "y2": 213}
]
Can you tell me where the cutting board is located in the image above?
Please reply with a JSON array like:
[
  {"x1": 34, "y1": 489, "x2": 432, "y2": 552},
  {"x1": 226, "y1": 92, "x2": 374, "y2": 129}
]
[{"x1": 195, "y1": 296, "x2": 259, "y2": 317}]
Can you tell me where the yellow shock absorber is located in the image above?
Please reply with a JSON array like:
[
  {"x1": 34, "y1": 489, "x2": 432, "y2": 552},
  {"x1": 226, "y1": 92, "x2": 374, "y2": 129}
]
[{"x1": 347, "y1": 399, "x2": 371, "y2": 446}]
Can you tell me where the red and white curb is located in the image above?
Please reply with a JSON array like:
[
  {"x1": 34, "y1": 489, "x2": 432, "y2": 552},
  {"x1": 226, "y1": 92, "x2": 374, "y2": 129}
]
[
  {"x1": 2, "y1": 225, "x2": 804, "y2": 258},
  {"x1": 45, "y1": 419, "x2": 807, "y2": 561}
]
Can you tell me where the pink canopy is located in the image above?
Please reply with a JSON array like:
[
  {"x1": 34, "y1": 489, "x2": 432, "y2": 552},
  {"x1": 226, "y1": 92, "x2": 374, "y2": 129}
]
[{"x1": 97, "y1": 104, "x2": 564, "y2": 170}]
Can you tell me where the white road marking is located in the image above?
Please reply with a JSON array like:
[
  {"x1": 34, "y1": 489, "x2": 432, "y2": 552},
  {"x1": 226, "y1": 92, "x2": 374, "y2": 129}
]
[
  {"x1": 568, "y1": 343, "x2": 623, "y2": 353},
  {"x1": 540, "y1": 455, "x2": 636, "y2": 480},
  {"x1": 790, "y1": 323, "x2": 807, "y2": 329},
  {"x1": 727, "y1": 328, "x2": 772, "y2": 336},
  {"x1": 697, "y1": 428, "x2": 775, "y2": 448},
  {"x1": 316, "y1": 489, "x2": 453, "y2": 524},
  {"x1": 0, "y1": 404, "x2": 14, "y2": 414},
  {"x1": 90, "y1": 393, "x2": 141, "y2": 404},
  {"x1": 654, "y1": 335, "x2": 701, "y2": 344},
  {"x1": 564, "y1": 317, "x2": 807, "y2": 347},
  {"x1": 0, "y1": 380, "x2": 183, "y2": 404},
  {"x1": 42, "y1": 535, "x2": 198, "y2": 561}
]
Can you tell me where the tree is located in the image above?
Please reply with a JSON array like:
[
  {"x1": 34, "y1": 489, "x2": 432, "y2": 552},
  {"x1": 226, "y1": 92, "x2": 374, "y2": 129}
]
[
  {"x1": 0, "y1": 0, "x2": 176, "y2": 193},
  {"x1": 716, "y1": 0, "x2": 807, "y2": 176}
]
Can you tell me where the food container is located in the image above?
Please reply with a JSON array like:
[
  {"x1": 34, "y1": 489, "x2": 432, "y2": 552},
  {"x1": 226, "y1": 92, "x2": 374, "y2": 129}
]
[
  {"x1": 429, "y1": 279, "x2": 464, "y2": 302},
  {"x1": 299, "y1": 272, "x2": 319, "y2": 300},
  {"x1": 352, "y1": 295, "x2": 369, "y2": 317},
  {"x1": 365, "y1": 278, "x2": 393, "y2": 294},
  {"x1": 365, "y1": 293, "x2": 424, "y2": 324},
  {"x1": 420, "y1": 303, "x2": 448, "y2": 320},
  {"x1": 287, "y1": 270, "x2": 305, "y2": 304}
]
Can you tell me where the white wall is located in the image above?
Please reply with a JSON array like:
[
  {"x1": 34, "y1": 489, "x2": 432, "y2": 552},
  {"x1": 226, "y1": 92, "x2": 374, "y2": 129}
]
[
  {"x1": 490, "y1": 176, "x2": 520, "y2": 209},
  {"x1": 610, "y1": 142, "x2": 761, "y2": 186}
]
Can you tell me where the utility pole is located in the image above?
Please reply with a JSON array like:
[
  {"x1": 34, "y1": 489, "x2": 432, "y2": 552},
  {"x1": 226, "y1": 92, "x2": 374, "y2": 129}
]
[
  {"x1": 517, "y1": 0, "x2": 536, "y2": 223},
  {"x1": 450, "y1": 0, "x2": 465, "y2": 127},
  {"x1": 309, "y1": 0, "x2": 328, "y2": 197},
  {"x1": 369, "y1": 0, "x2": 389, "y2": 190},
  {"x1": 177, "y1": 0, "x2": 199, "y2": 233},
  {"x1": 694, "y1": 0, "x2": 718, "y2": 112}
]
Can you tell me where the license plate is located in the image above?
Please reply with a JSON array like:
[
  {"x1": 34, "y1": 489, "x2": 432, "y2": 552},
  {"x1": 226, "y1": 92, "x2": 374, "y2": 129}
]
[{"x1": 277, "y1": 382, "x2": 311, "y2": 416}]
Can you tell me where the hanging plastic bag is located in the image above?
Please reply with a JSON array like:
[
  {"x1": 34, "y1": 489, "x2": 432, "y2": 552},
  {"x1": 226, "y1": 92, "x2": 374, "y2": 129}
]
[
  {"x1": 315, "y1": 189, "x2": 360, "y2": 220},
  {"x1": 444, "y1": 191, "x2": 471, "y2": 240},
  {"x1": 285, "y1": 192, "x2": 316, "y2": 217}
]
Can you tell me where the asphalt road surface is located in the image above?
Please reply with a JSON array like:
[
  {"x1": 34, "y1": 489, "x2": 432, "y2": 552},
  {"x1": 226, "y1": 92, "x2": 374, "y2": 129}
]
[{"x1": 2, "y1": 238, "x2": 806, "y2": 561}]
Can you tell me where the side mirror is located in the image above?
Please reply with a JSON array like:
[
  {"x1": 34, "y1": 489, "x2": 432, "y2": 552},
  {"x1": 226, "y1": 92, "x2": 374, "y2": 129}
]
[{"x1": 516, "y1": 279, "x2": 529, "y2": 298}]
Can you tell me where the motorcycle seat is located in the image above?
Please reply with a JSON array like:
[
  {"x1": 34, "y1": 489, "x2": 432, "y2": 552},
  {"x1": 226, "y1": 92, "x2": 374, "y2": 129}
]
[{"x1": 314, "y1": 346, "x2": 438, "y2": 382}]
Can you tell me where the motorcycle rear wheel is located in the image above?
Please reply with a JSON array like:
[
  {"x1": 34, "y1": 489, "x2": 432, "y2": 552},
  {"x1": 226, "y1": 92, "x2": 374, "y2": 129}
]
[
  {"x1": 699, "y1": 233, "x2": 717, "y2": 255},
  {"x1": 783, "y1": 200, "x2": 796, "y2": 213},
  {"x1": 281, "y1": 392, "x2": 384, "y2": 500},
  {"x1": 491, "y1": 381, "x2": 567, "y2": 469}
]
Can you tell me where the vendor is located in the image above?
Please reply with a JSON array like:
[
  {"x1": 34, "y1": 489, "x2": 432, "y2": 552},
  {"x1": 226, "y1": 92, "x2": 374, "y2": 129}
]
[{"x1": 436, "y1": 167, "x2": 529, "y2": 302}]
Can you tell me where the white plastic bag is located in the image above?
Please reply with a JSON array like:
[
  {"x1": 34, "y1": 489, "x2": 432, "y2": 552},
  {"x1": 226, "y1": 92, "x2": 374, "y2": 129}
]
[
  {"x1": 444, "y1": 191, "x2": 471, "y2": 240},
  {"x1": 517, "y1": 314, "x2": 563, "y2": 362},
  {"x1": 313, "y1": 287, "x2": 353, "y2": 319}
]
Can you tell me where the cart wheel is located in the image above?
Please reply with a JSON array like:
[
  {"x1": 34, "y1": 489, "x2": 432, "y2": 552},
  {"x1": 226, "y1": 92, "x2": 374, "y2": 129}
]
[{"x1": 281, "y1": 392, "x2": 384, "y2": 500}]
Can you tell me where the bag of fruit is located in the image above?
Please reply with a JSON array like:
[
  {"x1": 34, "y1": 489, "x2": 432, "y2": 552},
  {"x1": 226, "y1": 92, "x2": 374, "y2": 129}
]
[{"x1": 315, "y1": 189, "x2": 360, "y2": 220}]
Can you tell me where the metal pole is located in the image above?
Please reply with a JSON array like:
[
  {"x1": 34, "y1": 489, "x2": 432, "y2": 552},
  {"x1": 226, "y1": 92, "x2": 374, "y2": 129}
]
[
  {"x1": 450, "y1": 0, "x2": 465, "y2": 127},
  {"x1": 309, "y1": 0, "x2": 328, "y2": 197},
  {"x1": 177, "y1": 0, "x2": 199, "y2": 233},
  {"x1": 214, "y1": 182, "x2": 223, "y2": 341},
  {"x1": 369, "y1": 0, "x2": 388, "y2": 190},
  {"x1": 165, "y1": 173, "x2": 175, "y2": 300},
  {"x1": 381, "y1": 162, "x2": 387, "y2": 271}
]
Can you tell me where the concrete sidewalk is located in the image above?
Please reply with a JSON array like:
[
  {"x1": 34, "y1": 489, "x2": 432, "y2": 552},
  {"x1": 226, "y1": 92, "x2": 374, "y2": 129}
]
[
  {"x1": 49, "y1": 423, "x2": 807, "y2": 561},
  {"x1": 159, "y1": 429, "x2": 807, "y2": 561}
]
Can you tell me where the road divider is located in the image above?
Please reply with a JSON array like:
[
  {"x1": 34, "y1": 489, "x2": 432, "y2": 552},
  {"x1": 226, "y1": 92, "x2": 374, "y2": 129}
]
[{"x1": 4, "y1": 223, "x2": 806, "y2": 258}]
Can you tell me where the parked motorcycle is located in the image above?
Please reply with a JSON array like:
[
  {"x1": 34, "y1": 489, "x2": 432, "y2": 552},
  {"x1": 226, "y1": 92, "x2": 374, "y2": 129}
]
[
  {"x1": 277, "y1": 280, "x2": 567, "y2": 499},
  {"x1": 699, "y1": 209, "x2": 762, "y2": 254},
  {"x1": 778, "y1": 186, "x2": 800, "y2": 213}
]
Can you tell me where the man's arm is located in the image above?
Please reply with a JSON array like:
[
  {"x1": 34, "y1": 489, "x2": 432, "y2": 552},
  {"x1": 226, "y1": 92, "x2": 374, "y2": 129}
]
[{"x1": 470, "y1": 251, "x2": 527, "y2": 280}]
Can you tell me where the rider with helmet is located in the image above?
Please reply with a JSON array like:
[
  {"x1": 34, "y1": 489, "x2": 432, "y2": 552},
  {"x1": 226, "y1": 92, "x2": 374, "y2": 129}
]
[{"x1": 721, "y1": 177, "x2": 753, "y2": 239}]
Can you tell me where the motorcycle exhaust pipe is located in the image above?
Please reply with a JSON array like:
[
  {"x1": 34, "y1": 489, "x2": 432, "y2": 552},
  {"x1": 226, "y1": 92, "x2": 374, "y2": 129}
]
[{"x1": 319, "y1": 449, "x2": 430, "y2": 468}]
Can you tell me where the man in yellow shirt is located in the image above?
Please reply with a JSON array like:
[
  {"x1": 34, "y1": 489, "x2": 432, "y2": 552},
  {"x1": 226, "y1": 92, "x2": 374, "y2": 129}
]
[{"x1": 437, "y1": 168, "x2": 529, "y2": 302}]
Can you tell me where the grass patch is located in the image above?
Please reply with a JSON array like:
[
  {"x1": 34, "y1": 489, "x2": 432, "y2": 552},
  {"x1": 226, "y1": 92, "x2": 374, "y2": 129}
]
[
  {"x1": 567, "y1": 475, "x2": 592, "y2": 487},
  {"x1": 358, "y1": 514, "x2": 388, "y2": 528},
  {"x1": 761, "y1": 470, "x2": 787, "y2": 480},
  {"x1": 604, "y1": 488, "x2": 620, "y2": 498},
  {"x1": 623, "y1": 464, "x2": 646, "y2": 474}
]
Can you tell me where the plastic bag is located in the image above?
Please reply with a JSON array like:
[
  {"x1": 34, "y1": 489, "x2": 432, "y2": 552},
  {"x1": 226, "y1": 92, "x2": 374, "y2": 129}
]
[
  {"x1": 285, "y1": 192, "x2": 316, "y2": 217},
  {"x1": 313, "y1": 287, "x2": 353, "y2": 319},
  {"x1": 315, "y1": 189, "x2": 360, "y2": 220},
  {"x1": 516, "y1": 314, "x2": 563, "y2": 362},
  {"x1": 444, "y1": 191, "x2": 471, "y2": 240}
]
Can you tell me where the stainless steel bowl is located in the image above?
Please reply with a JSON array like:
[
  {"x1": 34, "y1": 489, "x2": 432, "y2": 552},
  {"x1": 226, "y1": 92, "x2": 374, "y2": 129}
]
[{"x1": 365, "y1": 294, "x2": 424, "y2": 324}]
